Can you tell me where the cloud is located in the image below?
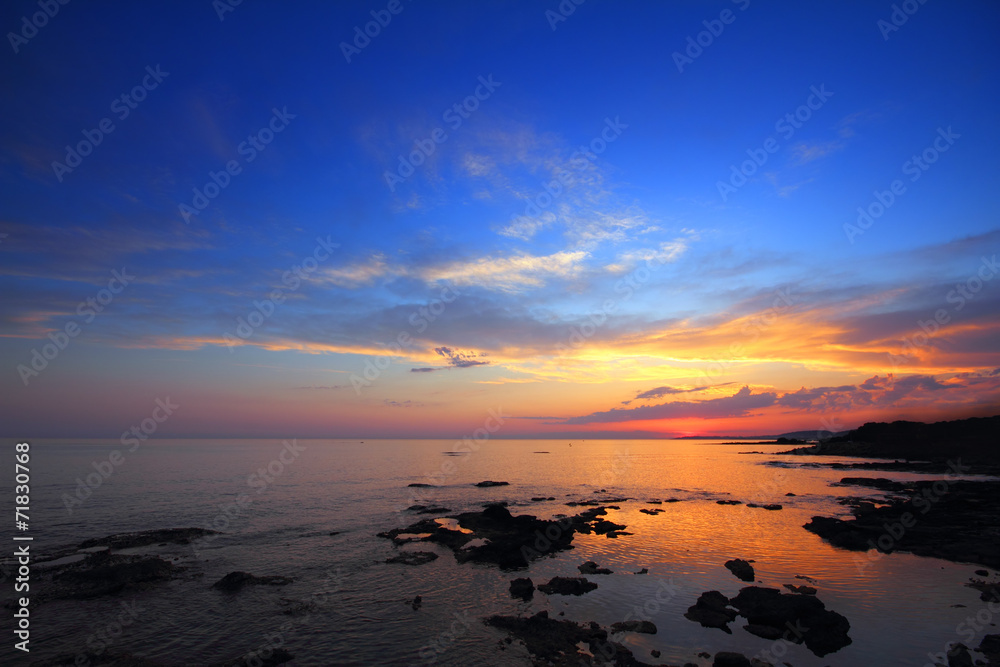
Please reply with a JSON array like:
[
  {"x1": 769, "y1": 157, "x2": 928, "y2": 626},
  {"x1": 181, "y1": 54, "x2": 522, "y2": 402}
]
[
  {"x1": 435, "y1": 346, "x2": 489, "y2": 368},
  {"x1": 384, "y1": 399, "x2": 423, "y2": 408},
  {"x1": 789, "y1": 141, "x2": 843, "y2": 165},
  {"x1": 319, "y1": 254, "x2": 393, "y2": 287},
  {"x1": 566, "y1": 386, "x2": 777, "y2": 424},
  {"x1": 420, "y1": 250, "x2": 588, "y2": 292},
  {"x1": 410, "y1": 367, "x2": 437, "y2": 373},
  {"x1": 634, "y1": 384, "x2": 724, "y2": 400}
]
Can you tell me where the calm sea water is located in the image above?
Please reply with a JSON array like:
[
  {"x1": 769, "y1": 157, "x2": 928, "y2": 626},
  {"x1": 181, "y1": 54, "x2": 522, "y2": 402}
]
[{"x1": 2, "y1": 438, "x2": 993, "y2": 666}]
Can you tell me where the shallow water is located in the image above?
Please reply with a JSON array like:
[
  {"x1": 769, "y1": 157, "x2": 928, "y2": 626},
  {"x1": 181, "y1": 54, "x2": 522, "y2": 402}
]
[{"x1": 2, "y1": 438, "x2": 995, "y2": 666}]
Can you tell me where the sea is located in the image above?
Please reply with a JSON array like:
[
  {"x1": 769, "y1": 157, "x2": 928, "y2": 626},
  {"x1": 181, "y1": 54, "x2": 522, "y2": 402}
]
[{"x1": 1, "y1": 438, "x2": 994, "y2": 666}]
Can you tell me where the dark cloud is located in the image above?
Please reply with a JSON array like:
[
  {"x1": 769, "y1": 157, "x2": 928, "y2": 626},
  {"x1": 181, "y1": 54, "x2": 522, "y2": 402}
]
[
  {"x1": 435, "y1": 346, "x2": 489, "y2": 368},
  {"x1": 410, "y1": 367, "x2": 436, "y2": 373},
  {"x1": 634, "y1": 383, "x2": 731, "y2": 400},
  {"x1": 566, "y1": 386, "x2": 776, "y2": 425}
]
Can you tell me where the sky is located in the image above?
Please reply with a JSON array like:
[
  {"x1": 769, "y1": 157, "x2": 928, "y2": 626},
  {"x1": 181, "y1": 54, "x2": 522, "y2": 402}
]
[{"x1": 1, "y1": 0, "x2": 999, "y2": 439}]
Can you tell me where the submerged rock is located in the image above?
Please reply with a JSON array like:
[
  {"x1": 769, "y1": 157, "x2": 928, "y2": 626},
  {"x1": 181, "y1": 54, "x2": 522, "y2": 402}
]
[
  {"x1": 716, "y1": 499, "x2": 742, "y2": 505},
  {"x1": 783, "y1": 583, "x2": 817, "y2": 595},
  {"x1": 578, "y1": 560, "x2": 613, "y2": 574},
  {"x1": 78, "y1": 527, "x2": 220, "y2": 550},
  {"x1": 48, "y1": 552, "x2": 179, "y2": 600},
  {"x1": 712, "y1": 652, "x2": 752, "y2": 667},
  {"x1": 610, "y1": 620, "x2": 656, "y2": 634},
  {"x1": 684, "y1": 590, "x2": 738, "y2": 633},
  {"x1": 729, "y1": 586, "x2": 851, "y2": 657},
  {"x1": 474, "y1": 480, "x2": 510, "y2": 487},
  {"x1": 385, "y1": 551, "x2": 439, "y2": 566},
  {"x1": 724, "y1": 558, "x2": 755, "y2": 582},
  {"x1": 377, "y1": 503, "x2": 624, "y2": 569},
  {"x1": 212, "y1": 571, "x2": 293, "y2": 592},
  {"x1": 537, "y1": 576, "x2": 598, "y2": 596},
  {"x1": 509, "y1": 577, "x2": 534, "y2": 600}
]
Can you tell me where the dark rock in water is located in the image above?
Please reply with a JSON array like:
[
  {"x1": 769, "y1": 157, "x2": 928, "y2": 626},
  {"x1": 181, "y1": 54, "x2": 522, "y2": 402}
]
[
  {"x1": 591, "y1": 519, "x2": 627, "y2": 535},
  {"x1": 712, "y1": 652, "x2": 752, "y2": 667},
  {"x1": 578, "y1": 560, "x2": 613, "y2": 574},
  {"x1": 761, "y1": 504, "x2": 783, "y2": 510},
  {"x1": 406, "y1": 505, "x2": 451, "y2": 514},
  {"x1": 610, "y1": 620, "x2": 656, "y2": 634},
  {"x1": 639, "y1": 508, "x2": 664, "y2": 515},
  {"x1": 724, "y1": 558, "x2": 755, "y2": 582},
  {"x1": 786, "y1": 492, "x2": 797, "y2": 496},
  {"x1": 385, "y1": 551, "x2": 439, "y2": 566},
  {"x1": 78, "y1": 527, "x2": 220, "y2": 550},
  {"x1": 484, "y1": 611, "x2": 606, "y2": 665},
  {"x1": 328, "y1": 531, "x2": 341, "y2": 536},
  {"x1": 803, "y1": 516, "x2": 873, "y2": 551},
  {"x1": 410, "y1": 595, "x2": 422, "y2": 610},
  {"x1": 717, "y1": 499, "x2": 742, "y2": 505},
  {"x1": 650, "y1": 649, "x2": 660, "y2": 658},
  {"x1": 729, "y1": 586, "x2": 851, "y2": 657},
  {"x1": 967, "y1": 579, "x2": 1000, "y2": 602},
  {"x1": 975, "y1": 569, "x2": 989, "y2": 576},
  {"x1": 944, "y1": 643, "x2": 973, "y2": 667},
  {"x1": 684, "y1": 590, "x2": 737, "y2": 633},
  {"x1": 475, "y1": 480, "x2": 510, "y2": 487},
  {"x1": 783, "y1": 583, "x2": 817, "y2": 595},
  {"x1": 635, "y1": 568, "x2": 648, "y2": 574},
  {"x1": 377, "y1": 503, "x2": 626, "y2": 570},
  {"x1": 979, "y1": 635, "x2": 1000, "y2": 663},
  {"x1": 509, "y1": 577, "x2": 534, "y2": 600},
  {"x1": 530, "y1": 496, "x2": 556, "y2": 501},
  {"x1": 407, "y1": 483, "x2": 435, "y2": 487},
  {"x1": 49, "y1": 552, "x2": 179, "y2": 600},
  {"x1": 212, "y1": 571, "x2": 293, "y2": 592},
  {"x1": 664, "y1": 497, "x2": 682, "y2": 502},
  {"x1": 537, "y1": 576, "x2": 598, "y2": 596}
]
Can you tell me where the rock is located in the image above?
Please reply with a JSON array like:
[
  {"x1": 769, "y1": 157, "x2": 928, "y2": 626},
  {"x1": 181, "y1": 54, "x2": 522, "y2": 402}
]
[
  {"x1": 509, "y1": 577, "x2": 534, "y2": 600},
  {"x1": 713, "y1": 651, "x2": 752, "y2": 667},
  {"x1": 946, "y1": 642, "x2": 973, "y2": 667},
  {"x1": 976, "y1": 569, "x2": 989, "y2": 576},
  {"x1": 474, "y1": 480, "x2": 510, "y2": 487},
  {"x1": 651, "y1": 649, "x2": 660, "y2": 657},
  {"x1": 762, "y1": 504, "x2": 783, "y2": 510},
  {"x1": 635, "y1": 568, "x2": 648, "y2": 574},
  {"x1": 610, "y1": 620, "x2": 656, "y2": 634},
  {"x1": 639, "y1": 508, "x2": 664, "y2": 515},
  {"x1": 410, "y1": 595, "x2": 422, "y2": 610},
  {"x1": 537, "y1": 576, "x2": 598, "y2": 596},
  {"x1": 578, "y1": 560, "x2": 613, "y2": 575},
  {"x1": 803, "y1": 516, "x2": 873, "y2": 551},
  {"x1": 592, "y1": 519, "x2": 627, "y2": 535},
  {"x1": 783, "y1": 584, "x2": 817, "y2": 595},
  {"x1": 212, "y1": 571, "x2": 293, "y2": 592},
  {"x1": 725, "y1": 558, "x2": 755, "y2": 582},
  {"x1": 78, "y1": 527, "x2": 220, "y2": 550},
  {"x1": 484, "y1": 611, "x2": 608, "y2": 665},
  {"x1": 47, "y1": 553, "x2": 178, "y2": 601},
  {"x1": 978, "y1": 635, "x2": 1000, "y2": 662},
  {"x1": 385, "y1": 551, "x2": 438, "y2": 566},
  {"x1": 729, "y1": 586, "x2": 851, "y2": 657},
  {"x1": 786, "y1": 492, "x2": 797, "y2": 496},
  {"x1": 407, "y1": 483, "x2": 435, "y2": 487},
  {"x1": 684, "y1": 590, "x2": 737, "y2": 633},
  {"x1": 530, "y1": 496, "x2": 555, "y2": 501},
  {"x1": 328, "y1": 531, "x2": 341, "y2": 536}
]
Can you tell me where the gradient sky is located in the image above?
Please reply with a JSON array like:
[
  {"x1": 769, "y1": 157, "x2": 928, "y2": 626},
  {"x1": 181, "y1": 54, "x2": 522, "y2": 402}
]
[{"x1": 2, "y1": 0, "x2": 999, "y2": 438}]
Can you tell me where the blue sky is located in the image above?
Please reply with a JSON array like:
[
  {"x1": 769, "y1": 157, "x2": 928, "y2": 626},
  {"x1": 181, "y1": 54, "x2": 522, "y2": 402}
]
[{"x1": 2, "y1": 0, "x2": 999, "y2": 437}]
